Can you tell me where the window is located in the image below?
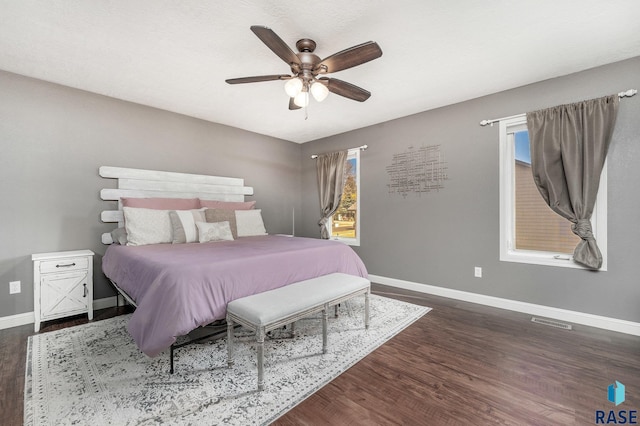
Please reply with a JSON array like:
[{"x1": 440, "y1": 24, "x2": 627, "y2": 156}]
[
  {"x1": 499, "y1": 115, "x2": 607, "y2": 269},
  {"x1": 328, "y1": 149, "x2": 360, "y2": 246}
]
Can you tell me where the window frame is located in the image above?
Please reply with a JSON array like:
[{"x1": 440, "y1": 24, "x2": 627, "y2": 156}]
[
  {"x1": 328, "y1": 148, "x2": 361, "y2": 246},
  {"x1": 498, "y1": 115, "x2": 607, "y2": 270}
]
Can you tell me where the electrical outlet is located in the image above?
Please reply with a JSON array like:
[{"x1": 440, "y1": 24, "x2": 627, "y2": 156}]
[
  {"x1": 474, "y1": 267, "x2": 482, "y2": 278},
  {"x1": 9, "y1": 281, "x2": 21, "y2": 294}
]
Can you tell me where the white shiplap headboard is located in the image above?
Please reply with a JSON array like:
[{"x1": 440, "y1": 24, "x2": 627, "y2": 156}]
[{"x1": 99, "y1": 166, "x2": 254, "y2": 244}]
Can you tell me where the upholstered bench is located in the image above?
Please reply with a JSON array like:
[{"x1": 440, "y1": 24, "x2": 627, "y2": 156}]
[{"x1": 226, "y1": 273, "x2": 370, "y2": 391}]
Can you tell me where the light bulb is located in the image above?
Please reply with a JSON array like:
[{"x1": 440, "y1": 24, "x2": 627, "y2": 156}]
[
  {"x1": 310, "y1": 81, "x2": 329, "y2": 102},
  {"x1": 284, "y1": 78, "x2": 303, "y2": 97},
  {"x1": 294, "y1": 91, "x2": 309, "y2": 108}
]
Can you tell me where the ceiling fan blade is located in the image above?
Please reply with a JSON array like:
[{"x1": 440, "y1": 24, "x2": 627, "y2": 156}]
[
  {"x1": 250, "y1": 26, "x2": 301, "y2": 67},
  {"x1": 319, "y1": 78, "x2": 371, "y2": 102},
  {"x1": 289, "y1": 97, "x2": 301, "y2": 110},
  {"x1": 315, "y1": 41, "x2": 382, "y2": 74},
  {"x1": 225, "y1": 74, "x2": 291, "y2": 84}
]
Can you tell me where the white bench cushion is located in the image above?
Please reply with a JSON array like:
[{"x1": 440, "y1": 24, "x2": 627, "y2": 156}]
[{"x1": 227, "y1": 273, "x2": 369, "y2": 326}]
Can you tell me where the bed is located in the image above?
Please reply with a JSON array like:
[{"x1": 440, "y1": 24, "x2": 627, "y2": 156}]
[{"x1": 99, "y1": 166, "x2": 368, "y2": 358}]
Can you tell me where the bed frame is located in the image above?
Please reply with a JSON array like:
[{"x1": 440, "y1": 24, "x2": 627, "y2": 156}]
[{"x1": 99, "y1": 166, "x2": 254, "y2": 372}]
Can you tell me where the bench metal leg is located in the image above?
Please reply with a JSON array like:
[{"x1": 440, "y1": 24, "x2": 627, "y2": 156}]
[
  {"x1": 365, "y1": 291, "x2": 370, "y2": 329},
  {"x1": 257, "y1": 328, "x2": 265, "y2": 391},
  {"x1": 226, "y1": 317, "x2": 234, "y2": 368},
  {"x1": 322, "y1": 304, "x2": 328, "y2": 354}
]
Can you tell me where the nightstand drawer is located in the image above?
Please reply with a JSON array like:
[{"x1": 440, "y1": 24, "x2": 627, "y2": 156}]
[{"x1": 39, "y1": 256, "x2": 89, "y2": 274}]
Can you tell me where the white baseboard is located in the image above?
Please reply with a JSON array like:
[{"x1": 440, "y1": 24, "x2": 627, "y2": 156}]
[
  {"x1": 94, "y1": 296, "x2": 118, "y2": 311},
  {"x1": 6, "y1": 281, "x2": 638, "y2": 337},
  {"x1": 0, "y1": 296, "x2": 119, "y2": 331},
  {"x1": 0, "y1": 312, "x2": 34, "y2": 330},
  {"x1": 369, "y1": 274, "x2": 640, "y2": 336}
]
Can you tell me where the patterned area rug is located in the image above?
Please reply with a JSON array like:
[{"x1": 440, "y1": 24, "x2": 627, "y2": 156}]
[{"x1": 24, "y1": 294, "x2": 430, "y2": 425}]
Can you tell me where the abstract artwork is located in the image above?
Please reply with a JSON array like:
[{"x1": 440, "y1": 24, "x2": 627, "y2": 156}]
[{"x1": 387, "y1": 144, "x2": 448, "y2": 197}]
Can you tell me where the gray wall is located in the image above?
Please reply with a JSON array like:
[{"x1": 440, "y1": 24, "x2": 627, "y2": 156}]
[
  {"x1": 300, "y1": 57, "x2": 640, "y2": 323},
  {"x1": 0, "y1": 70, "x2": 301, "y2": 317},
  {"x1": 2, "y1": 57, "x2": 639, "y2": 324}
]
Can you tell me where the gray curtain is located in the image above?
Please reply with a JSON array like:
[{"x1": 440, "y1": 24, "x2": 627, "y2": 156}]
[
  {"x1": 526, "y1": 95, "x2": 619, "y2": 269},
  {"x1": 316, "y1": 150, "x2": 348, "y2": 239}
]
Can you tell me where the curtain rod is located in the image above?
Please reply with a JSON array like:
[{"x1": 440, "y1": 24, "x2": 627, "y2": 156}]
[
  {"x1": 479, "y1": 89, "x2": 637, "y2": 127},
  {"x1": 311, "y1": 144, "x2": 368, "y2": 159}
]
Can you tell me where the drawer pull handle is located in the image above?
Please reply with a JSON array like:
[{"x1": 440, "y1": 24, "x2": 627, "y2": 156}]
[
  {"x1": 83, "y1": 283, "x2": 87, "y2": 297},
  {"x1": 56, "y1": 263, "x2": 76, "y2": 268}
]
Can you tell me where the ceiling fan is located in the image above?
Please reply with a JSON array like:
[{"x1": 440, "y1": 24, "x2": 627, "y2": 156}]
[{"x1": 226, "y1": 26, "x2": 383, "y2": 110}]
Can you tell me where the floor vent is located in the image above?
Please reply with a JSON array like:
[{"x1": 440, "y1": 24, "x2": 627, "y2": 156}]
[{"x1": 531, "y1": 317, "x2": 572, "y2": 330}]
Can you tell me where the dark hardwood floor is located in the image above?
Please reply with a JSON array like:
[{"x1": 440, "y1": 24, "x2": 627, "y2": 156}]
[{"x1": 2, "y1": 285, "x2": 639, "y2": 425}]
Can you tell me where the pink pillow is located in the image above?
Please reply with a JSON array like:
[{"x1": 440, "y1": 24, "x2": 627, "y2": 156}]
[
  {"x1": 121, "y1": 197, "x2": 200, "y2": 210},
  {"x1": 199, "y1": 200, "x2": 256, "y2": 210}
]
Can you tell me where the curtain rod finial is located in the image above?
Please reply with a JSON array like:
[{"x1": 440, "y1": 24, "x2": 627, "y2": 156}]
[{"x1": 618, "y1": 89, "x2": 637, "y2": 98}]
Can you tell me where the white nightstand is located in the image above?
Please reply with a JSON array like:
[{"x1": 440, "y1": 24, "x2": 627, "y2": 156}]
[{"x1": 32, "y1": 249, "x2": 94, "y2": 332}]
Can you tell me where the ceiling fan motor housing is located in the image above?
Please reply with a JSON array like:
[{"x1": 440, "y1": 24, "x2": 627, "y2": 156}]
[{"x1": 293, "y1": 39, "x2": 323, "y2": 83}]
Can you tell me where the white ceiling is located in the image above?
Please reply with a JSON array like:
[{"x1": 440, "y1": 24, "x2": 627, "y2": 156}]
[{"x1": 1, "y1": 1, "x2": 639, "y2": 143}]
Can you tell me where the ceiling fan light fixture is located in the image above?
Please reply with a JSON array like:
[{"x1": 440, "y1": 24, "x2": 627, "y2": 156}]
[
  {"x1": 310, "y1": 81, "x2": 329, "y2": 102},
  {"x1": 284, "y1": 77, "x2": 303, "y2": 97},
  {"x1": 294, "y1": 90, "x2": 309, "y2": 108}
]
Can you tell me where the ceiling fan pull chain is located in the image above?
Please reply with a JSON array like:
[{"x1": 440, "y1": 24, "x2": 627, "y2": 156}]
[{"x1": 305, "y1": 105, "x2": 308, "y2": 120}]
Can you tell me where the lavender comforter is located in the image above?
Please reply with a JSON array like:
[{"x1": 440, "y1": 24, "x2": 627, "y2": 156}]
[{"x1": 102, "y1": 235, "x2": 368, "y2": 357}]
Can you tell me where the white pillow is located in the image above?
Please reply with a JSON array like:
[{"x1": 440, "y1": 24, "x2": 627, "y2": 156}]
[
  {"x1": 169, "y1": 208, "x2": 206, "y2": 243},
  {"x1": 196, "y1": 221, "x2": 235, "y2": 243},
  {"x1": 123, "y1": 207, "x2": 172, "y2": 246},
  {"x1": 235, "y1": 209, "x2": 267, "y2": 237},
  {"x1": 110, "y1": 227, "x2": 128, "y2": 245}
]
